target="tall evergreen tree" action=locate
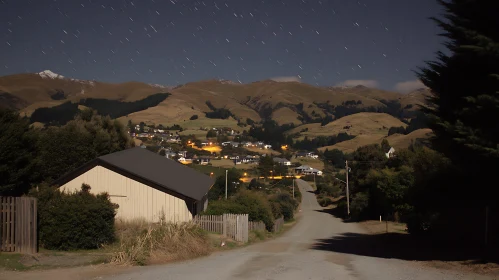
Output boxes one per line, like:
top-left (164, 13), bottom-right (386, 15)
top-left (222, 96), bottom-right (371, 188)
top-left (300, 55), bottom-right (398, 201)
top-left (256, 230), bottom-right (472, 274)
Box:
top-left (416, 0), bottom-right (499, 204)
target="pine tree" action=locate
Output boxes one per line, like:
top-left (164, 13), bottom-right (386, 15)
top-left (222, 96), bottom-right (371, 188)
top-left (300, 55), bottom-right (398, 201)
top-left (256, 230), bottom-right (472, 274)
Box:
top-left (416, 0), bottom-right (499, 203)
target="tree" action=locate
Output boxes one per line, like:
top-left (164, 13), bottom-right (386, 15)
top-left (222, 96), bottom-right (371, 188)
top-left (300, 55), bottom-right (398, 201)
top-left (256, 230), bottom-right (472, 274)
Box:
top-left (208, 168), bottom-right (242, 201)
top-left (0, 110), bottom-right (39, 196)
top-left (258, 155), bottom-right (275, 178)
top-left (159, 149), bottom-right (166, 156)
top-left (417, 0), bottom-right (499, 203)
top-left (381, 139), bottom-right (391, 153)
top-left (37, 114), bottom-right (135, 182)
top-left (189, 115), bottom-right (198, 120)
top-left (323, 149), bottom-right (346, 168)
top-left (206, 130), bottom-right (217, 138)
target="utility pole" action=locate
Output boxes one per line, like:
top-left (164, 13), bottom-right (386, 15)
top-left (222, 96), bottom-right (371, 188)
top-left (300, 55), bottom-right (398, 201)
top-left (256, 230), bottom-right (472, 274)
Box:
top-left (346, 160), bottom-right (350, 216)
top-left (225, 170), bottom-right (228, 200)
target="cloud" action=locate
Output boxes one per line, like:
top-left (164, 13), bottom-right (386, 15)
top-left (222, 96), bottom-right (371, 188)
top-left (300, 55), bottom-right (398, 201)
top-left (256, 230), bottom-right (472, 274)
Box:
top-left (336, 79), bottom-right (379, 88)
top-left (394, 79), bottom-right (427, 93)
top-left (270, 76), bottom-right (302, 82)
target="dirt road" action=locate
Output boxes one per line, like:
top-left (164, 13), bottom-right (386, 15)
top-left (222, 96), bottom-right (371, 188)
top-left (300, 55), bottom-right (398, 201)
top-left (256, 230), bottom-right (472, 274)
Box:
top-left (3, 179), bottom-right (494, 280)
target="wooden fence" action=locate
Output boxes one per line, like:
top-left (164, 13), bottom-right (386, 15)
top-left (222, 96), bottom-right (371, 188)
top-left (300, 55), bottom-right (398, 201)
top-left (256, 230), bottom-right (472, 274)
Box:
top-left (249, 220), bottom-right (266, 232)
top-left (194, 214), bottom-right (285, 242)
top-left (273, 217), bottom-right (284, 233)
top-left (0, 197), bottom-right (38, 254)
top-left (224, 214), bottom-right (248, 243)
top-left (194, 214), bottom-right (249, 243)
top-left (193, 215), bottom-right (224, 234)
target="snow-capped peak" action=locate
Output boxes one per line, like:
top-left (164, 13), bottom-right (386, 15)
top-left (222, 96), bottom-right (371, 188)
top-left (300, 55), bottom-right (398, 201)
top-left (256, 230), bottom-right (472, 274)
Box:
top-left (38, 70), bottom-right (64, 79)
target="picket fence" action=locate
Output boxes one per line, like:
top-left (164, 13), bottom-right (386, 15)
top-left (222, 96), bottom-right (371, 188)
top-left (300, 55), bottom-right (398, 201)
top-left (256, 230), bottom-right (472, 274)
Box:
top-left (194, 214), bottom-right (285, 243)
top-left (194, 214), bottom-right (249, 243)
top-left (273, 217), bottom-right (284, 233)
top-left (248, 220), bottom-right (266, 232)
top-left (0, 197), bottom-right (38, 254)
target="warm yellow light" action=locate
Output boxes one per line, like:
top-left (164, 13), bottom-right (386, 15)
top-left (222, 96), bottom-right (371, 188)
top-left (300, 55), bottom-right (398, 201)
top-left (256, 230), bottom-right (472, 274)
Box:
top-left (244, 173), bottom-right (247, 176)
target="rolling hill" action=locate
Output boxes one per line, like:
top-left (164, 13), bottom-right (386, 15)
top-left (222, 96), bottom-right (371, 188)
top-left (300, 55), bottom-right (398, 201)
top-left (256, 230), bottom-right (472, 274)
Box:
top-left (0, 71), bottom-right (429, 140)
top-left (288, 112), bottom-right (407, 139)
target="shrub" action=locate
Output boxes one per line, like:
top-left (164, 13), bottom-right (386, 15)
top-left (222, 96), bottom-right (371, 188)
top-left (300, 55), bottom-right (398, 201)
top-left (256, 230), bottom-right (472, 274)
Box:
top-left (111, 219), bottom-right (211, 266)
top-left (204, 190), bottom-right (274, 231)
top-left (32, 184), bottom-right (117, 250)
top-left (269, 193), bottom-right (298, 221)
top-left (189, 115), bottom-right (198, 120)
top-left (318, 197), bottom-right (333, 207)
top-left (317, 183), bottom-right (340, 197)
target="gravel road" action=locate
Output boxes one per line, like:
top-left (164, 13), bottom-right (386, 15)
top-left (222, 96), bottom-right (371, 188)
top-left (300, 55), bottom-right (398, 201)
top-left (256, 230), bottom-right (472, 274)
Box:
top-left (100, 179), bottom-right (494, 280)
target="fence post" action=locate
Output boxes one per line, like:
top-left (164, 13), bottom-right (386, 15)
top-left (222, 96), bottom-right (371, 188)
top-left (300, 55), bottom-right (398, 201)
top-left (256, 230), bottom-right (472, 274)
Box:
top-left (222, 214), bottom-right (227, 237)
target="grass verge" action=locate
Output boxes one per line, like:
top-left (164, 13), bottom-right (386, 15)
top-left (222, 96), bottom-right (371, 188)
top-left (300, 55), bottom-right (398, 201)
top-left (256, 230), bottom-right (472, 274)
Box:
top-left (111, 219), bottom-right (212, 266)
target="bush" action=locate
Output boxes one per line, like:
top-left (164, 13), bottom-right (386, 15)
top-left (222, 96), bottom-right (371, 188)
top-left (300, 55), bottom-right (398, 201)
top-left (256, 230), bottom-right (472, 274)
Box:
top-left (111, 220), bottom-right (210, 266)
top-left (190, 115), bottom-right (198, 120)
top-left (316, 183), bottom-right (340, 197)
top-left (32, 184), bottom-right (117, 250)
top-left (318, 197), bottom-right (333, 207)
top-left (203, 190), bottom-right (275, 231)
top-left (269, 193), bottom-right (298, 221)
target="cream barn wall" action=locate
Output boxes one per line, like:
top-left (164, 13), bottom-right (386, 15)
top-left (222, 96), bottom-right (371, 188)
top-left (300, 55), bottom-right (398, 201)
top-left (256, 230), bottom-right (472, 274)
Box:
top-left (60, 165), bottom-right (192, 223)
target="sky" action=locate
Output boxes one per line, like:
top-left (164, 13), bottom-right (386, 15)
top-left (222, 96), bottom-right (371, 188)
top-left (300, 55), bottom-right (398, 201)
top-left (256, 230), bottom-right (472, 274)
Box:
top-left (0, 0), bottom-right (444, 92)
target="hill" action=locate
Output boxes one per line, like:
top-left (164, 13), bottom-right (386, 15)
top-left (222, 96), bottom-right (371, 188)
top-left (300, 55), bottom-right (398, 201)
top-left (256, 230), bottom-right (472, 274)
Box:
top-left (0, 70), bottom-right (169, 113)
top-left (318, 128), bottom-right (433, 153)
top-left (288, 112), bottom-right (407, 140)
top-left (0, 71), bottom-right (426, 134)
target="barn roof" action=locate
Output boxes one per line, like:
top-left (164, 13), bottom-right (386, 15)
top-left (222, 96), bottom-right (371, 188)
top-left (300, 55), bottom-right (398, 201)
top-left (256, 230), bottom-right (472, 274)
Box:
top-left (52, 147), bottom-right (214, 201)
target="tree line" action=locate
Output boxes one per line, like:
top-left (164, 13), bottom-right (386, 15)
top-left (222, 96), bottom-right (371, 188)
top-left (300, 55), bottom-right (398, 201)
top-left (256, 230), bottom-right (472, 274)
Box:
top-left (30, 93), bottom-right (170, 125)
top-left (0, 109), bottom-right (134, 196)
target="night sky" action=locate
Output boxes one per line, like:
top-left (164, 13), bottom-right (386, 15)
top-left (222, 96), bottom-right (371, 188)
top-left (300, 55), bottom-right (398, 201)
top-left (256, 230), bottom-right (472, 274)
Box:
top-left (0, 0), bottom-right (443, 92)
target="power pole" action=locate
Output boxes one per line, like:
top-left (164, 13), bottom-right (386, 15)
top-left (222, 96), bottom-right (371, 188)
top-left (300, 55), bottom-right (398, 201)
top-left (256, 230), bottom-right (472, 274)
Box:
top-left (225, 170), bottom-right (228, 200)
top-left (346, 160), bottom-right (350, 216)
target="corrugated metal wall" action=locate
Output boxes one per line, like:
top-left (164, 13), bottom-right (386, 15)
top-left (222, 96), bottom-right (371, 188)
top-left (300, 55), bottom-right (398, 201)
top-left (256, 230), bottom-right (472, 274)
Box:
top-left (60, 166), bottom-right (192, 223)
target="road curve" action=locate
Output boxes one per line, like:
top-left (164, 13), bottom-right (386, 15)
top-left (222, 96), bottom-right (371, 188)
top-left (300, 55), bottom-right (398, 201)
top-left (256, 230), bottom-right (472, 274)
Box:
top-left (101, 179), bottom-right (492, 280)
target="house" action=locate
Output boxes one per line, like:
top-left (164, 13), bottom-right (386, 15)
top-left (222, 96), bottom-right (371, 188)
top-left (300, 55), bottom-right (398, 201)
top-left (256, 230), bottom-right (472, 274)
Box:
top-left (53, 147), bottom-right (214, 223)
top-left (178, 157), bottom-right (193, 164)
top-left (164, 151), bottom-right (177, 159)
top-left (178, 151), bottom-right (188, 158)
top-left (296, 151), bottom-right (318, 159)
top-left (198, 157), bottom-right (211, 165)
top-left (263, 144), bottom-right (272, 149)
top-left (385, 147), bottom-right (396, 159)
top-left (294, 165), bottom-right (323, 176)
top-left (273, 157), bottom-right (292, 166)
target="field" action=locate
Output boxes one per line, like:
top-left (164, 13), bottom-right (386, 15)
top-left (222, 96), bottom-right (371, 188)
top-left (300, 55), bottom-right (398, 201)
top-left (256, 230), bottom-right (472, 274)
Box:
top-left (288, 112), bottom-right (407, 140)
top-left (318, 128), bottom-right (433, 153)
top-left (210, 159), bottom-right (258, 170)
top-left (385, 128), bottom-right (433, 149)
top-left (244, 147), bottom-right (281, 155)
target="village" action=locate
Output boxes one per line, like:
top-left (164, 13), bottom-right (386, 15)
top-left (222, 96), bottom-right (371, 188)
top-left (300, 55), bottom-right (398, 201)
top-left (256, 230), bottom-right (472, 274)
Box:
top-left (128, 123), bottom-right (325, 179)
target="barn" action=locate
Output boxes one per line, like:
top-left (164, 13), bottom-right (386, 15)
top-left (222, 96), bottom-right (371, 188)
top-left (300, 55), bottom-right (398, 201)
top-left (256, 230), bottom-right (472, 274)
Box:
top-left (52, 147), bottom-right (214, 223)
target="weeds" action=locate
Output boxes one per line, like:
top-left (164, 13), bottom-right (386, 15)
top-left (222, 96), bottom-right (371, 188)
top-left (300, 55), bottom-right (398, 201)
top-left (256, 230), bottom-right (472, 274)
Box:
top-left (111, 219), bottom-right (212, 266)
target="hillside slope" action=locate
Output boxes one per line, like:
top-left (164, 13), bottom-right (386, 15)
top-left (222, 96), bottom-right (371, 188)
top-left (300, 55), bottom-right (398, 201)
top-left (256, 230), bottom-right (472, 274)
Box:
top-left (288, 112), bottom-right (407, 139)
top-left (0, 71), bottom-right (425, 128)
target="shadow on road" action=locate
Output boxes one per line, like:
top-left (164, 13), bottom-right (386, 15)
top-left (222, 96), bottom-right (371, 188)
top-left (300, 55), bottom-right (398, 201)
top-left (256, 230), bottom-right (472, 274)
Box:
top-left (311, 209), bottom-right (499, 264)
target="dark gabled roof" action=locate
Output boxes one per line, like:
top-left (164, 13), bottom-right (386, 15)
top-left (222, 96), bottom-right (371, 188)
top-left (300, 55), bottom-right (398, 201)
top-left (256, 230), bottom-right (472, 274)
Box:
top-left (53, 147), bottom-right (214, 201)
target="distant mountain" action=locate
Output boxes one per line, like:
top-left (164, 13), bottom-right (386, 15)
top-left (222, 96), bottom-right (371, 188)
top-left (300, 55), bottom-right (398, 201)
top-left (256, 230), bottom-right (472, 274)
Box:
top-left (0, 71), bottom-right (425, 127)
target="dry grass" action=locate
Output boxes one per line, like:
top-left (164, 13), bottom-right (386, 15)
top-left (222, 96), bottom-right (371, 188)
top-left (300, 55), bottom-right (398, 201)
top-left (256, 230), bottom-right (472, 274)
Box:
top-left (111, 219), bottom-right (212, 266)
top-left (318, 134), bottom-right (385, 153)
top-left (271, 107), bottom-right (302, 125)
top-left (385, 128), bottom-right (433, 149)
top-left (244, 146), bottom-right (281, 155)
top-left (210, 159), bottom-right (257, 169)
top-left (318, 128), bottom-right (433, 153)
top-left (289, 112), bottom-right (407, 139)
